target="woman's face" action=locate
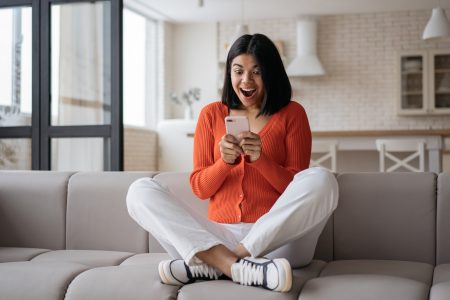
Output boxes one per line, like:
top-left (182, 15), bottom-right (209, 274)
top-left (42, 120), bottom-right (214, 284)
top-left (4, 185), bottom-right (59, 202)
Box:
top-left (230, 54), bottom-right (265, 109)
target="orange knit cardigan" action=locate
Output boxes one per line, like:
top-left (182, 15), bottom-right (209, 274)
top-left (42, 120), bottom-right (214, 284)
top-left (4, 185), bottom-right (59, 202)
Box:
top-left (190, 101), bottom-right (312, 223)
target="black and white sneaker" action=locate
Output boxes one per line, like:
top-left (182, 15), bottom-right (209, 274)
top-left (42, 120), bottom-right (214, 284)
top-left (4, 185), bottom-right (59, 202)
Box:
top-left (158, 259), bottom-right (222, 286)
top-left (230, 257), bottom-right (292, 292)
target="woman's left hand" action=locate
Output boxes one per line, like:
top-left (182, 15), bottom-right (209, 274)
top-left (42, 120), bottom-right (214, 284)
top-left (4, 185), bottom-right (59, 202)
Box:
top-left (239, 132), bottom-right (262, 162)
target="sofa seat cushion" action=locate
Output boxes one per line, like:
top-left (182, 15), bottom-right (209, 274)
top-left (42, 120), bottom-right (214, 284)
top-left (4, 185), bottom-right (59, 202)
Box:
top-left (320, 260), bottom-right (434, 285)
top-left (177, 260), bottom-right (326, 300)
top-left (0, 261), bottom-right (89, 300)
top-left (120, 253), bottom-right (170, 266)
top-left (430, 264), bottom-right (450, 300)
top-left (0, 247), bottom-right (50, 262)
top-left (64, 264), bottom-right (179, 300)
top-left (31, 250), bottom-right (134, 267)
top-left (430, 282), bottom-right (450, 300)
top-left (298, 274), bottom-right (429, 300)
top-left (433, 264), bottom-right (450, 285)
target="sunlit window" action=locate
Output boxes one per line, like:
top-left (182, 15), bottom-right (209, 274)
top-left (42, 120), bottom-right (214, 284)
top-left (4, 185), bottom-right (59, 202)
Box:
top-left (123, 8), bottom-right (158, 128)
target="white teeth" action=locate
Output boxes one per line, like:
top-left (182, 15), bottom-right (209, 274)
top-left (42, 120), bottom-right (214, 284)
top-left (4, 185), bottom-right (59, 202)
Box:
top-left (241, 88), bottom-right (255, 92)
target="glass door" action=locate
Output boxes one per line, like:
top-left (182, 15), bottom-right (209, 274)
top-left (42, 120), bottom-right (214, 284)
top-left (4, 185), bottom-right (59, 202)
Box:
top-left (398, 51), bottom-right (427, 115)
top-left (430, 50), bottom-right (450, 114)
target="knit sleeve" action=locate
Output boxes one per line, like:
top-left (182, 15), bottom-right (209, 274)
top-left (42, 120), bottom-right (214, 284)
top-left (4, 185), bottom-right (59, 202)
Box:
top-left (189, 105), bottom-right (236, 199)
top-left (247, 103), bottom-right (312, 193)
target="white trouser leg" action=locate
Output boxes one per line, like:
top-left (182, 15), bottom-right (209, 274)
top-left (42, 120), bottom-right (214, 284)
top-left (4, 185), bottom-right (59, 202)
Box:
top-left (241, 167), bottom-right (338, 266)
top-left (126, 178), bottom-right (240, 265)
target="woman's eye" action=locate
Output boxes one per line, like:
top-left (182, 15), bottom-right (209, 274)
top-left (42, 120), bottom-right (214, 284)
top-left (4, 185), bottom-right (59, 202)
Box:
top-left (233, 69), bottom-right (243, 75)
top-left (253, 69), bottom-right (261, 75)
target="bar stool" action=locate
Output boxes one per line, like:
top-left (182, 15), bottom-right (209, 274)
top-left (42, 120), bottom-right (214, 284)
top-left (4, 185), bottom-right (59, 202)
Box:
top-left (310, 140), bottom-right (338, 172)
top-left (375, 139), bottom-right (426, 172)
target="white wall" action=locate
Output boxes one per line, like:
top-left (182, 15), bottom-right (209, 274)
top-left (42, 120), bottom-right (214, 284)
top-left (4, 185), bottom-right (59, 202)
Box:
top-left (218, 10), bottom-right (450, 131)
top-left (168, 22), bottom-right (219, 119)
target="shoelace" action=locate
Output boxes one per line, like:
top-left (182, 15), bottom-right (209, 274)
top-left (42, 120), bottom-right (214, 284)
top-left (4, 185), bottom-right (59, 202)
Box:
top-left (239, 260), bottom-right (264, 286)
top-left (189, 264), bottom-right (220, 280)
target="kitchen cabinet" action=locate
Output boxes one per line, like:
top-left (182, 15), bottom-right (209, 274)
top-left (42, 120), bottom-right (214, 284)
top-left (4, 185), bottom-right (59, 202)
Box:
top-left (398, 50), bottom-right (450, 115)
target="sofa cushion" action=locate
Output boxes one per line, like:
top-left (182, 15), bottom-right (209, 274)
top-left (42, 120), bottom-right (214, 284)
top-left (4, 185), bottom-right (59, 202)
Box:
top-left (437, 173), bottom-right (450, 264)
top-left (120, 253), bottom-right (171, 266)
top-left (64, 264), bottom-right (179, 300)
top-left (177, 260), bottom-right (326, 300)
top-left (0, 247), bottom-right (50, 262)
top-left (320, 260), bottom-right (434, 285)
top-left (0, 171), bottom-right (73, 249)
top-left (430, 265), bottom-right (450, 300)
top-left (31, 250), bottom-right (134, 267)
top-left (313, 215), bottom-right (333, 262)
top-left (430, 282), bottom-right (450, 300)
top-left (66, 171), bottom-right (159, 253)
top-left (298, 274), bottom-right (429, 300)
top-left (433, 264), bottom-right (450, 285)
top-left (0, 261), bottom-right (89, 300)
top-left (335, 173), bottom-right (436, 264)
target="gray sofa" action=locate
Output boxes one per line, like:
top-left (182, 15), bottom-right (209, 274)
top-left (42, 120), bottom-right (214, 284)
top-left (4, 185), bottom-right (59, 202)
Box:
top-left (0, 170), bottom-right (449, 300)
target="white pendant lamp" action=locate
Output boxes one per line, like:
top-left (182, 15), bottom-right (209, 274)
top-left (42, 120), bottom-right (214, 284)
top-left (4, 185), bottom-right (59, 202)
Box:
top-left (422, 7), bottom-right (450, 40)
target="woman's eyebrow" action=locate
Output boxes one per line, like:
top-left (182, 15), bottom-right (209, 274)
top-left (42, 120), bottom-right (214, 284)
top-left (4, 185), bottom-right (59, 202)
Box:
top-left (232, 63), bottom-right (260, 69)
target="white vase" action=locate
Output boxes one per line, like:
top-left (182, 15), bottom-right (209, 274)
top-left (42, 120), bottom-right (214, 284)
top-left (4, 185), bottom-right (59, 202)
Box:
top-left (184, 106), bottom-right (194, 120)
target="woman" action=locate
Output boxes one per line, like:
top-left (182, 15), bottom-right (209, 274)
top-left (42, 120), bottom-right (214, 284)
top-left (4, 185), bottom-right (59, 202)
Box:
top-left (127, 34), bottom-right (338, 293)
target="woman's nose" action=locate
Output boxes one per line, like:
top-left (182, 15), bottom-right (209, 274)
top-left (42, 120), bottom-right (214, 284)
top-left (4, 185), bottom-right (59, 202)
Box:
top-left (242, 71), bottom-right (253, 82)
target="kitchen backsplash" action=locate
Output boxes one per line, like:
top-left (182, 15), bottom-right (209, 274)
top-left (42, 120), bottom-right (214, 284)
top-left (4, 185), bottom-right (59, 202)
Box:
top-left (219, 10), bottom-right (450, 131)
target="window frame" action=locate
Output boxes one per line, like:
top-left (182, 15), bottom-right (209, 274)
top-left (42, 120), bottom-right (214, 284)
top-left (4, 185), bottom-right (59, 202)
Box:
top-left (0, 0), bottom-right (123, 171)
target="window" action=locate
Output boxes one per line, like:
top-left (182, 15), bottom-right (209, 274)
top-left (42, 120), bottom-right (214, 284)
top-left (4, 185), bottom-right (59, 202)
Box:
top-left (0, 0), bottom-right (123, 171)
top-left (123, 7), bottom-right (158, 129)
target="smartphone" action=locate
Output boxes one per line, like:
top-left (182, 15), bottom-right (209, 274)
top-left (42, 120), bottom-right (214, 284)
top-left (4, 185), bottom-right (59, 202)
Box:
top-left (225, 116), bottom-right (249, 140)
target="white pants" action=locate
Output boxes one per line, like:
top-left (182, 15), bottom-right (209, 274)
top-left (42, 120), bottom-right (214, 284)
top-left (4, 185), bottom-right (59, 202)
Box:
top-left (126, 167), bottom-right (338, 268)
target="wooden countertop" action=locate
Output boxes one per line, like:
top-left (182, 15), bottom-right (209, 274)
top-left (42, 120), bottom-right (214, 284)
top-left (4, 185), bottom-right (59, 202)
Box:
top-left (312, 129), bottom-right (450, 137)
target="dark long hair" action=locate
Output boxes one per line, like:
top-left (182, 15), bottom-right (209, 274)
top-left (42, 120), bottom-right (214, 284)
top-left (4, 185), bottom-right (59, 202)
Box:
top-left (221, 34), bottom-right (292, 116)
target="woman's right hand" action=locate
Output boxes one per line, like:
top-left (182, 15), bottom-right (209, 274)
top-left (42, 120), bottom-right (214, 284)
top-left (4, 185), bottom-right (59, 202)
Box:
top-left (219, 134), bottom-right (243, 164)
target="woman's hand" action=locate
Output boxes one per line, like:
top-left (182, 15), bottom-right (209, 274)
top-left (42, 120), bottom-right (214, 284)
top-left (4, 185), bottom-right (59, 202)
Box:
top-left (239, 132), bottom-right (262, 162)
top-left (219, 134), bottom-right (243, 164)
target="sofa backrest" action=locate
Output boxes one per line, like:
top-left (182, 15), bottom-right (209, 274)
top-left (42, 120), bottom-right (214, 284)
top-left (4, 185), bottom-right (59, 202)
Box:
top-left (66, 171), bottom-right (159, 253)
top-left (437, 172), bottom-right (450, 264)
top-left (0, 171), bottom-right (73, 250)
top-left (334, 173), bottom-right (436, 265)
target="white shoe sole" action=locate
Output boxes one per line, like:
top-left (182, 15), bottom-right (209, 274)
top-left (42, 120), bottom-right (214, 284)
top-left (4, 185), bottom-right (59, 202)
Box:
top-left (158, 260), bottom-right (185, 286)
top-left (273, 258), bottom-right (292, 292)
top-left (158, 261), bottom-right (171, 285)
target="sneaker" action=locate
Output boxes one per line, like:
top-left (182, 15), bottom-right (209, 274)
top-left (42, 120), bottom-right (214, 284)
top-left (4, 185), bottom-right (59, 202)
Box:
top-left (158, 259), bottom-right (222, 286)
top-left (230, 257), bottom-right (292, 292)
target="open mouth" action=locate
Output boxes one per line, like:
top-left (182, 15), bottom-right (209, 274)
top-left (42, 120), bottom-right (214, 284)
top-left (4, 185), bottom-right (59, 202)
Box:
top-left (240, 88), bottom-right (256, 97)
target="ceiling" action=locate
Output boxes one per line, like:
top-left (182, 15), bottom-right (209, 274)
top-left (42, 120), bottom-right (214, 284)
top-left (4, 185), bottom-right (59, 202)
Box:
top-left (126, 0), bottom-right (450, 23)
